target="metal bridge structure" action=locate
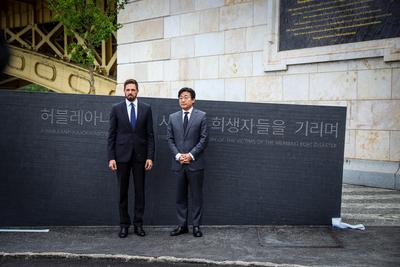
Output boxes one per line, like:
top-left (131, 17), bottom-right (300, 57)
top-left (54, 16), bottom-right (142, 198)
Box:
top-left (1, 0), bottom-right (117, 95)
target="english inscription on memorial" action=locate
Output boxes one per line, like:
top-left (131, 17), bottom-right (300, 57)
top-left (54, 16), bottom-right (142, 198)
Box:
top-left (279, 0), bottom-right (400, 51)
top-left (0, 91), bottom-right (346, 226)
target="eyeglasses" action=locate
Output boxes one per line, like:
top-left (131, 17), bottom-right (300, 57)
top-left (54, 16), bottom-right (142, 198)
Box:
top-left (179, 96), bottom-right (191, 101)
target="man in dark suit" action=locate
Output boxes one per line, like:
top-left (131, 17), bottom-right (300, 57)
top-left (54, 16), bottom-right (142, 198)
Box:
top-left (107, 79), bottom-right (155, 238)
top-left (167, 87), bottom-right (208, 237)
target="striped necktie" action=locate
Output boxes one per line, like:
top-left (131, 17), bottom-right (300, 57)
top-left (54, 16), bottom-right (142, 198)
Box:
top-left (183, 112), bottom-right (189, 131)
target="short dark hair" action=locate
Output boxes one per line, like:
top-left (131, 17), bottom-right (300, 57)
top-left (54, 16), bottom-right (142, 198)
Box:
top-left (178, 87), bottom-right (195, 99)
top-left (124, 79), bottom-right (139, 90)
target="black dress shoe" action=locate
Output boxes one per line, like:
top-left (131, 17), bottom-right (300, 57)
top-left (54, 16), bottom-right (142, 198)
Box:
top-left (134, 225), bottom-right (146, 237)
top-left (170, 226), bottom-right (188, 236)
top-left (193, 226), bottom-right (202, 237)
top-left (118, 227), bottom-right (129, 238)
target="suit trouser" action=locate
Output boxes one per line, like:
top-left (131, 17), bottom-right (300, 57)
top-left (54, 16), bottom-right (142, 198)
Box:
top-left (116, 158), bottom-right (145, 227)
top-left (174, 167), bottom-right (204, 227)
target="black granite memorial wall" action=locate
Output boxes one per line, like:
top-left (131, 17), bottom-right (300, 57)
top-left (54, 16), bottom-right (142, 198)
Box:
top-left (280, 0), bottom-right (400, 51)
top-left (0, 91), bottom-right (346, 226)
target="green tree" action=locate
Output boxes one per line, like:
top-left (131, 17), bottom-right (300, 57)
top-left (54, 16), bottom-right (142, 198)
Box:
top-left (48, 0), bottom-right (126, 94)
top-left (19, 84), bottom-right (50, 93)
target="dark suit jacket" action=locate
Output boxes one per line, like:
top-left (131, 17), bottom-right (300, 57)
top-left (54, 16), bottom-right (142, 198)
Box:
top-left (167, 108), bottom-right (208, 171)
top-left (107, 100), bottom-right (155, 163)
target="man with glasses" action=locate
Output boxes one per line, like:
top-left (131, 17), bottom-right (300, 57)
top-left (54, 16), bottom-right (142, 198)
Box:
top-left (167, 87), bottom-right (208, 237)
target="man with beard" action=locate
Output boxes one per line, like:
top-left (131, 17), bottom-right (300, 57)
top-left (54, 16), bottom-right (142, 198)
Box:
top-left (107, 79), bottom-right (155, 238)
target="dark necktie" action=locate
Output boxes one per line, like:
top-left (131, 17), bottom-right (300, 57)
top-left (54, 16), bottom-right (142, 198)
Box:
top-left (130, 103), bottom-right (136, 129)
top-left (183, 112), bottom-right (189, 132)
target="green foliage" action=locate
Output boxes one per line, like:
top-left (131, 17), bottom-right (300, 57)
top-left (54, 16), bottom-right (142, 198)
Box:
top-left (68, 43), bottom-right (94, 66)
top-left (48, 0), bottom-right (126, 68)
top-left (19, 84), bottom-right (50, 93)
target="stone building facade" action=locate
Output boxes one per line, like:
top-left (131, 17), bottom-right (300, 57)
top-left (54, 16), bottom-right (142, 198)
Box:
top-left (117, 0), bottom-right (400, 189)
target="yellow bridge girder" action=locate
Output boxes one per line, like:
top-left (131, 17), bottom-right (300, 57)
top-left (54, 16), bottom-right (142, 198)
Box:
top-left (4, 45), bottom-right (116, 95)
top-left (2, 9), bottom-right (118, 94)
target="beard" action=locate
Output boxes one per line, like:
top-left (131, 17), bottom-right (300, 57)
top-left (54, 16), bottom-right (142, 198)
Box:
top-left (126, 94), bottom-right (135, 101)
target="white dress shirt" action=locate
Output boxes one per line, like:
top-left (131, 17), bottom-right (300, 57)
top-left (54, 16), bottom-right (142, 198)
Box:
top-left (125, 98), bottom-right (138, 122)
top-left (175, 107), bottom-right (195, 161)
top-left (181, 107), bottom-right (193, 121)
